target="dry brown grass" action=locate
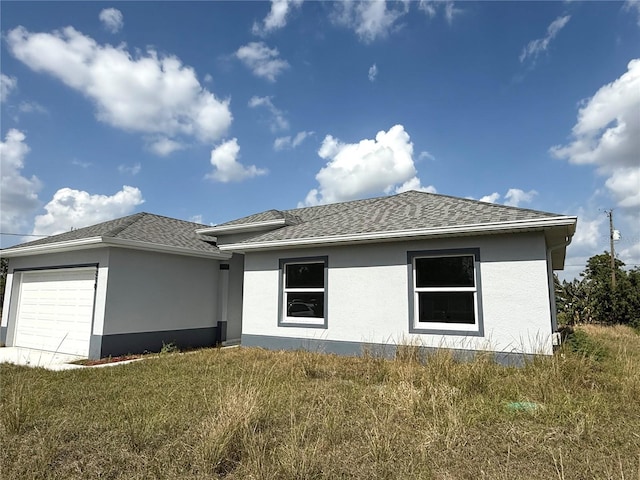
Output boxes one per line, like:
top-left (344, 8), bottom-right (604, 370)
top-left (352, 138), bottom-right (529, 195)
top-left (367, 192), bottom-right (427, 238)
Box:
top-left (1, 325), bottom-right (639, 479)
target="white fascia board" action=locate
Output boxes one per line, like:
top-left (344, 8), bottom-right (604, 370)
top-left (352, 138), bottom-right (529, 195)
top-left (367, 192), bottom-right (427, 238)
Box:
top-left (196, 218), bottom-right (287, 235)
top-left (219, 216), bottom-right (578, 252)
top-left (1, 236), bottom-right (231, 260)
top-left (1, 237), bottom-right (105, 258)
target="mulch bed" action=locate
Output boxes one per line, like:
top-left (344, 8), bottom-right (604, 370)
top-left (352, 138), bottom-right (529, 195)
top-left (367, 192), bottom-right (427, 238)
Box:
top-left (73, 354), bottom-right (144, 366)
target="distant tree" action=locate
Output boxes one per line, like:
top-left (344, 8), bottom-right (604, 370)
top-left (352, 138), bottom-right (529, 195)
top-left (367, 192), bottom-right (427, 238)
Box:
top-left (556, 252), bottom-right (640, 327)
top-left (627, 268), bottom-right (640, 329)
top-left (555, 275), bottom-right (589, 325)
top-left (581, 253), bottom-right (623, 324)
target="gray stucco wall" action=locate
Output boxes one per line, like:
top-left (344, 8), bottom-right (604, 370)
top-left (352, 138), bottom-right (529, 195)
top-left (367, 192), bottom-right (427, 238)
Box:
top-left (226, 253), bottom-right (244, 341)
top-left (241, 232), bottom-right (557, 356)
top-left (103, 248), bottom-right (219, 335)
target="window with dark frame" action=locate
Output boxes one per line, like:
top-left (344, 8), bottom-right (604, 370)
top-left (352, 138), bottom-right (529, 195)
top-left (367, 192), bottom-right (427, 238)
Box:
top-left (413, 254), bottom-right (477, 325)
top-left (280, 259), bottom-right (327, 326)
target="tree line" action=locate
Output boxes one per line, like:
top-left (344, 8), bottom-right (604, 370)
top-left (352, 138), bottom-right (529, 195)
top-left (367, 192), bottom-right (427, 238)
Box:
top-left (555, 253), bottom-right (640, 329)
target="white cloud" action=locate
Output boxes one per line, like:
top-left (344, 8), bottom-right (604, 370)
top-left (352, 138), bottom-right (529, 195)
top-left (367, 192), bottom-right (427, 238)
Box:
top-left (331, 0), bottom-right (409, 43)
top-left (418, 1), bottom-right (462, 24)
top-left (475, 189), bottom-right (537, 206)
top-left (189, 214), bottom-right (204, 224)
top-left (118, 163), bottom-right (141, 175)
top-left (99, 8), bottom-right (124, 33)
top-left (0, 129), bottom-right (42, 239)
top-left (32, 185), bottom-right (143, 236)
top-left (301, 124), bottom-right (434, 206)
top-left (18, 100), bottom-right (47, 114)
top-left (619, 237), bottom-right (640, 270)
top-left (274, 130), bottom-right (313, 150)
top-left (252, 0), bottom-right (303, 35)
top-left (504, 188), bottom-right (538, 207)
top-left (418, 150), bottom-right (435, 161)
top-left (479, 192), bottom-right (500, 203)
top-left (235, 42), bottom-right (289, 82)
top-left (605, 168), bottom-right (640, 208)
top-left (624, 0), bottom-right (640, 26)
top-left (559, 210), bottom-right (607, 281)
top-left (1, 74), bottom-right (17, 102)
top-left (394, 177), bottom-right (436, 195)
top-left (147, 136), bottom-right (184, 156)
top-left (572, 211), bottom-right (606, 253)
top-left (206, 138), bottom-right (267, 182)
top-left (71, 159), bottom-right (91, 168)
top-left (248, 95), bottom-right (289, 132)
top-left (443, 1), bottom-right (462, 25)
top-left (418, 0), bottom-right (437, 18)
top-left (519, 15), bottom-right (571, 64)
top-left (550, 59), bottom-right (640, 210)
top-left (368, 63), bottom-right (378, 82)
top-left (7, 26), bottom-right (232, 151)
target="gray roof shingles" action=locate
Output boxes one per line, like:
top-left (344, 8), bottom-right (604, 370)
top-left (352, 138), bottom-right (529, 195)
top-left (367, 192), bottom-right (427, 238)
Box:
top-left (216, 209), bottom-right (302, 227)
top-left (224, 191), bottom-right (563, 245)
top-left (3, 191), bottom-right (568, 254)
top-left (3, 212), bottom-right (220, 254)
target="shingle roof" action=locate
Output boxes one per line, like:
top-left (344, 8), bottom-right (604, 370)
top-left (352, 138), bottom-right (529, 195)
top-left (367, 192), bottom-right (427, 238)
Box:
top-left (221, 190), bottom-right (566, 245)
top-left (3, 212), bottom-right (220, 254)
top-left (216, 209), bottom-right (302, 227)
top-left (3, 191), bottom-right (573, 256)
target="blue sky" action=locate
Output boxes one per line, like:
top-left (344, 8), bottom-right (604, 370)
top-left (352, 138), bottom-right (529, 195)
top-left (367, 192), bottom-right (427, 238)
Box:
top-left (1, 0), bottom-right (639, 279)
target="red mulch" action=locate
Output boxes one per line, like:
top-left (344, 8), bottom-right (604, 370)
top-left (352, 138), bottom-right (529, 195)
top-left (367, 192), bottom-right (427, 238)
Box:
top-left (75, 354), bottom-right (143, 366)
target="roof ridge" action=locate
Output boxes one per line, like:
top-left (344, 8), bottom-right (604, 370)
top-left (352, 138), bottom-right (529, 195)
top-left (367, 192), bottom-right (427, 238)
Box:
top-left (283, 195), bottom-right (384, 221)
top-left (106, 212), bottom-right (148, 238)
top-left (135, 211), bottom-right (209, 226)
top-left (399, 190), bottom-right (561, 216)
top-left (273, 194), bottom-right (393, 234)
top-left (281, 210), bottom-right (303, 225)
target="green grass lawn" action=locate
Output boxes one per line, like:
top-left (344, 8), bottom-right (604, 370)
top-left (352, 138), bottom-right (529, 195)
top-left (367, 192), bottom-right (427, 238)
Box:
top-left (2, 325), bottom-right (639, 479)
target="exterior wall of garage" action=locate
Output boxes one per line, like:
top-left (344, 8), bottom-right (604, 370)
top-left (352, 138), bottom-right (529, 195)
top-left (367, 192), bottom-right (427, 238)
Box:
top-left (1, 247), bottom-right (229, 359)
top-left (1, 248), bottom-right (110, 355)
top-left (240, 232), bottom-right (556, 362)
top-left (95, 248), bottom-right (221, 358)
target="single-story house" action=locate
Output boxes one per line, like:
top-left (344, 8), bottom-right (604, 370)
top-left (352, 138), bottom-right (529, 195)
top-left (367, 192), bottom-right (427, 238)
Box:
top-left (1, 190), bottom-right (577, 363)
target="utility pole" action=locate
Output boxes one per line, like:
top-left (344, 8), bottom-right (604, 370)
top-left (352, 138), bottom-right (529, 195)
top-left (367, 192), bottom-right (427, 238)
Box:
top-left (607, 209), bottom-right (616, 290)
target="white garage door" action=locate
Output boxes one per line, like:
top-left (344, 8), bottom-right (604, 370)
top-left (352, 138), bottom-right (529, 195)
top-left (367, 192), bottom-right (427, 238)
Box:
top-left (14, 268), bottom-right (96, 356)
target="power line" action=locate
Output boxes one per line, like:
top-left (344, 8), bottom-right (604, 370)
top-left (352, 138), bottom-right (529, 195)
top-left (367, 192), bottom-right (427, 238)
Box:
top-left (0, 232), bottom-right (47, 237)
top-left (564, 264), bottom-right (640, 267)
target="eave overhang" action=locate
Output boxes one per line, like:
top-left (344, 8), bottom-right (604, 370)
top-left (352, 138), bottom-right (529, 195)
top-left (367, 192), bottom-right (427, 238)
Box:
top-left (1, 236), bottom-right (231, 260)
top-left (219, 216), bottom-right (578, 254)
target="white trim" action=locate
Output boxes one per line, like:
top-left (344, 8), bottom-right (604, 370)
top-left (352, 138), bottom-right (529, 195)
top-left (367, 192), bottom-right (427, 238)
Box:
top-left (220, 216), bottom-right (578, 252)
top-left (412, 254), bottom-right (478, 330)
top-left (1, 236), bottom-right (231, 260)
top-left (280, 257), bottom-right (327, 328)
top-left (196, 218), bottom-right (289, 235)
top-left (1, 237), bottom-right (104, 257)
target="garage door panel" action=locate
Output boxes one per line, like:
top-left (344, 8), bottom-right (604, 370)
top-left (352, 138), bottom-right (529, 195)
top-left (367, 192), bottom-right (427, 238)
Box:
top-left (15, 268), bottom-right (96, 356)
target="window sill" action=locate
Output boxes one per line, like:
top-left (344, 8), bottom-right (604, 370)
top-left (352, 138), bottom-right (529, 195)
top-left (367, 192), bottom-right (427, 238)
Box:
top-left (410, 322), bottom-right (483, 337)
top-left (279, 318), bottom-right (327, 329)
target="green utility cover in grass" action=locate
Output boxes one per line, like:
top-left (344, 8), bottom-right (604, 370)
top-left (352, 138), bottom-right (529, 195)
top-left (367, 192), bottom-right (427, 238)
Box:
top-left (506, 402), bottom-right (540, 411)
